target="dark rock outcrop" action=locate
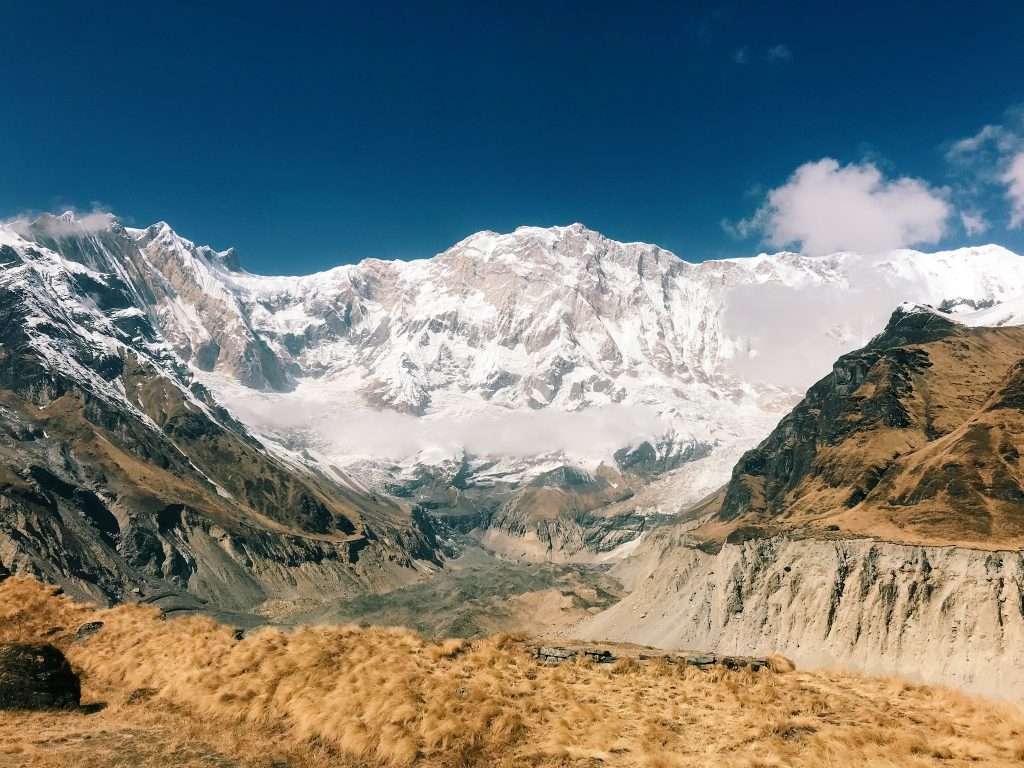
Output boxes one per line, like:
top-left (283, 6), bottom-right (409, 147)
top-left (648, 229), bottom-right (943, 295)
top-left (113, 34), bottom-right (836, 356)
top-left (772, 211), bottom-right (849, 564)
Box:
top-left (74, 622), bottom-right (104, 642)
top-left (0, 643), bottom-right (81, 710)
top-left (531, 643), bottom-right (774, 672)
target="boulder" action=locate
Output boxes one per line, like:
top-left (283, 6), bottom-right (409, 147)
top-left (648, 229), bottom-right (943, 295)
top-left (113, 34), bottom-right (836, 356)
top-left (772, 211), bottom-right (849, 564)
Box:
top-left (533, 646), bottom-right (578, 664)
top-left (0, 643), bottom-right (81, 709)
top-left (74, 621), bottom-right (104, 642)
top-left (532, 646), bottom-right (619, 665)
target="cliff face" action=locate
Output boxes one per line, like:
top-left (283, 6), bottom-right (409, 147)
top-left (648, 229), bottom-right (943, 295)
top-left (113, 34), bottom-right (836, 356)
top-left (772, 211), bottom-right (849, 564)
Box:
top-left (576, 533), bottom-right (1024, 698)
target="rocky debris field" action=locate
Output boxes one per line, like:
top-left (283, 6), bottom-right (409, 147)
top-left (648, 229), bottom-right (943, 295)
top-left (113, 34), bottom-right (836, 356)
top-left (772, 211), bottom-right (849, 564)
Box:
top-left (529, 643), bottom-right (784, 673)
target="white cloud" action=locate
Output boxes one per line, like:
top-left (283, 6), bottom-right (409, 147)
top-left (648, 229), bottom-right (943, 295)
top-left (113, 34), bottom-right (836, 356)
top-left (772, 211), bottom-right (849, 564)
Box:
top-left (945, 109), bottom-right (1024, 229)
top-left (5, 209), bottom-right (117, 238)
top-left (947, 119), bottom-right (1022, 162)
top-left (721, 254), bottom-right (921, 387)
top-left (737, 158), bottom-right (951, 256)
top-left (220, 385), bottom-right (667, 466)
top-left (960, 210), bottom-right (990, 236)
top-left (733, 47), bottom-right (749, 64)
top-left (1002, 152), bottom-right (1024, 228)
top-left (947, 124), bottom-right (1018, 160)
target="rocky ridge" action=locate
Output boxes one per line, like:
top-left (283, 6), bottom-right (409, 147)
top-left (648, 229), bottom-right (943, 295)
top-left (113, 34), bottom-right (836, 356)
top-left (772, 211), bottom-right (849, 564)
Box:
top-left (708, 303), bottom-right (1024, 548)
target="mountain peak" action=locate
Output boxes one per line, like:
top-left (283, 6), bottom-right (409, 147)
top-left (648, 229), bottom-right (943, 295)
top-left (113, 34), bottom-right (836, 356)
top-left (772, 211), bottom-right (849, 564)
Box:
top-left (511, 222), bottom-right (604, 241)
top-left (145, 221), bottom-right (175, 237)
top-left (22, 210), bottom-right (120, 238)
top-left (866, 302), bottom-right (961, 350)
top-left (444, 223), bottom-right (655, 270)
top-left (139, 221), bottom-right (207, 254)
top-left (198, 245), bottom-right (242, 272)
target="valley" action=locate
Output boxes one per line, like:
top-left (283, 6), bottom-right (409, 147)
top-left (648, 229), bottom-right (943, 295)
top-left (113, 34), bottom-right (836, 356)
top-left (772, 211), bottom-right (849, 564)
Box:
top-left (286, 544), bottom-right (623, 640)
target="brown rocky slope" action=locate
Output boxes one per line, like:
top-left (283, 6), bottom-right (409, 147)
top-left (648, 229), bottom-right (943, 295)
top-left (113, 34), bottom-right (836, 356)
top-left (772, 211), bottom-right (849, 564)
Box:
top-left (708, 304), bottom-right (1024, 549)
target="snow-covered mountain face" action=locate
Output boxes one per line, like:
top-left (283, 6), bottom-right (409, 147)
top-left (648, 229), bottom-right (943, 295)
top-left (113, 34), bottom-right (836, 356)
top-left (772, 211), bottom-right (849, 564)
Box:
top-left (0, 212), bottom-right (442, 605)
top-left (7, 213), bottom-right (1024, 531)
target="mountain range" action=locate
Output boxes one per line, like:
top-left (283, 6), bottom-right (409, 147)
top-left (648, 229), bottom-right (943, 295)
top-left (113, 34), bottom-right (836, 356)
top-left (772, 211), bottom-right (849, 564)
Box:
top-left (2, 211), bottom-right (1024, 653)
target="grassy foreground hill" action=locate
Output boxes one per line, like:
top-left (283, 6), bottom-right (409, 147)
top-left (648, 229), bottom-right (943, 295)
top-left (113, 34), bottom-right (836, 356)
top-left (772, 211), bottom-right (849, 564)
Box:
top-left (2, 577), bottom-right (1024, 767)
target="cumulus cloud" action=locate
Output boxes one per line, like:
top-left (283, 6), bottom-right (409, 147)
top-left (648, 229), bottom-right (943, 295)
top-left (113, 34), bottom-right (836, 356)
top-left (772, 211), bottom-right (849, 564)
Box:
top-left (5, 209), bottom-right (117, 238)
top-left (1002, 152), bottom-right (1024, 228)
top-left (765, 44), bottom-right (792, 62)
top-left (735, 158), bottom-right (951, 256)
top-left (960, 210), bottom-right (990, 236)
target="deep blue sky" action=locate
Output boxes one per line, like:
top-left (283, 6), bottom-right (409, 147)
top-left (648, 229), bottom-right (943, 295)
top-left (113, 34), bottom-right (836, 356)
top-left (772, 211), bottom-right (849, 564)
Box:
top-left (2, 1), bottom-right (1023, 273)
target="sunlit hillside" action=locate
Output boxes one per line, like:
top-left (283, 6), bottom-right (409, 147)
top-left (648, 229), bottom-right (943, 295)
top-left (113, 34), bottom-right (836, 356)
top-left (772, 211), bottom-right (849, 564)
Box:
top-left (2, 577), bottom-right (1023, 768)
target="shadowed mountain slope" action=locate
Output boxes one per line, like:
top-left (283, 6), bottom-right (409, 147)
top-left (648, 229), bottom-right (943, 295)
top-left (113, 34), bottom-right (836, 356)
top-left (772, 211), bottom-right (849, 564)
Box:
top-left (703, 305), bottom-right (1024, 549)
top-left (0, 224), bottom-right (440, 609)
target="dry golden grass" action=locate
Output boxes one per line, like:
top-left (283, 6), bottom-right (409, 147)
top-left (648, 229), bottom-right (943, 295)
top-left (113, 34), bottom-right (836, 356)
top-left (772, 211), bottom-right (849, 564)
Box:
top-left (2, 577), bottom-right (1024, 767)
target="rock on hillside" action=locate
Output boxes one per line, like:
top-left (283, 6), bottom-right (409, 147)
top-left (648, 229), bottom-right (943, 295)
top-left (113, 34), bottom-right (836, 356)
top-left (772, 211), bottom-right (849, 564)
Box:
top-left (0, 643), bottom-right (80, 710)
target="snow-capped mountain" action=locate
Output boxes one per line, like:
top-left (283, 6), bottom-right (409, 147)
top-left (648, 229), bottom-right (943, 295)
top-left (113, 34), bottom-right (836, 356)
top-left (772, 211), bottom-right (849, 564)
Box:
top-left (6, 211), bottom-right (1024, 560)
top-left (0, 214), bottom-right (441, 605)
